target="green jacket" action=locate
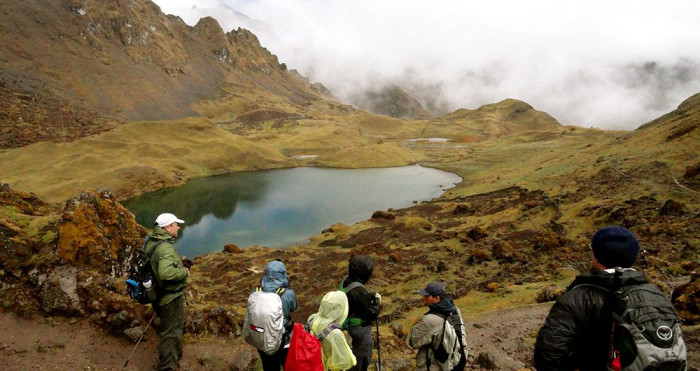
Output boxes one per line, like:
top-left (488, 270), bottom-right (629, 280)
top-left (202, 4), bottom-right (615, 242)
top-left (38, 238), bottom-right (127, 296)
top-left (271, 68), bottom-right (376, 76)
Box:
top-left (145, 226), bottom-right (188, 306)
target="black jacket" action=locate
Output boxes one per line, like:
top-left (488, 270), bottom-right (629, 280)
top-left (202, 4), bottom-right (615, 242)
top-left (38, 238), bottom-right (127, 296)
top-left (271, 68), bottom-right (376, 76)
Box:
top-left (534, 269), bottom-right (651, 371)
top-left (342, 255), bottom-right (380, 326)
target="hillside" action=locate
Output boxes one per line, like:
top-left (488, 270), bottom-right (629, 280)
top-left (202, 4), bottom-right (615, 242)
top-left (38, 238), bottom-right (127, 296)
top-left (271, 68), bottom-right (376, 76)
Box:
top-left (0, 0), bottom-right (320, 148)
top-left (0, 0), bottom-right (698, 370)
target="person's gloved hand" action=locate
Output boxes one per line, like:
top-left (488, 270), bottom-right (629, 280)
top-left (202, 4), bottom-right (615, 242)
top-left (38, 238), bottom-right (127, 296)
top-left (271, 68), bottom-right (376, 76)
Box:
top-left (375, 292), bottom-right (381, 305)
top-left (182, 258), bottom-right (194, 269)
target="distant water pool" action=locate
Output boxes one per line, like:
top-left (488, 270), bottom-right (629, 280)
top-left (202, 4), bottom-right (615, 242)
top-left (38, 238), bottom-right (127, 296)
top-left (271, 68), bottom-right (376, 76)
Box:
top-left (123, 165), bottom-right (461, 257)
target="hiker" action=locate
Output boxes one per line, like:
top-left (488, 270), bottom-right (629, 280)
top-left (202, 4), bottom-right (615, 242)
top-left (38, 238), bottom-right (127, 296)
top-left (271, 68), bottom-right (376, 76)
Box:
top-left (340, 255), bottom-right (381, 371)
top-left (257, 260), bottom-right (299, 371)
top-left (308, 291), bottom-right (357, 371)
top-left (408, 282), bottom-right (467, 371)
top-left (534, 226), bottom-right (687, 370)
top-left (147, 213), bottom-right (190, 371)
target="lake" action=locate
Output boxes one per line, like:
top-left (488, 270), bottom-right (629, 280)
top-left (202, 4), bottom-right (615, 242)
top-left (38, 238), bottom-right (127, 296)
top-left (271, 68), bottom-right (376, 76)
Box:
top-left (123, 165), bottom-right (462, 257)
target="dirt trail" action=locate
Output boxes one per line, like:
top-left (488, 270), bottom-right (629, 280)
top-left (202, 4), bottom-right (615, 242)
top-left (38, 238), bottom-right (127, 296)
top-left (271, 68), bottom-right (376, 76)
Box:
top-left (2, 303), bottom-right (696, 370)
top-left (1, 305), bottom-right (550, 371)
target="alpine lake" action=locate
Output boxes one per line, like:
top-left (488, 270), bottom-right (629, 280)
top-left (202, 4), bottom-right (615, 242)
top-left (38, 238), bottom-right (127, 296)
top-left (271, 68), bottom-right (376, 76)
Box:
top-left (123, 165), bottom-right (462, 257)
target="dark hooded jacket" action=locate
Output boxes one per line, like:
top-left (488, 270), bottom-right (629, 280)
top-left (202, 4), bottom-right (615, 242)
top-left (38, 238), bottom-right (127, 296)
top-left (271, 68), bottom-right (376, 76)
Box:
top-left (534, 269), bottom-right (654, 371)
top-left (341, 255), bottom-right (380, 325)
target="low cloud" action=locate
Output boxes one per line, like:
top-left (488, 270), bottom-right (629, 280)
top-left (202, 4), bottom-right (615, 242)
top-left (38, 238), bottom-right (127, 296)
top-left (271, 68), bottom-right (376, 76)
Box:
top-left (154, 0), bottom-right (700, 129)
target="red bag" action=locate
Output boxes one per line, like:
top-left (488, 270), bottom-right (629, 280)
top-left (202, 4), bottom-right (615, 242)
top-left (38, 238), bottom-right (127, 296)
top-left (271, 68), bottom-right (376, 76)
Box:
top-left (285, 322), bottom-right (324, 371)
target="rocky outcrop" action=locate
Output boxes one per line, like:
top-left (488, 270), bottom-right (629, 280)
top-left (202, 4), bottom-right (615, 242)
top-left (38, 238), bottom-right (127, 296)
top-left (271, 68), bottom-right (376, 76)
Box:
top-left (58, 189), bottom-right (145, 277)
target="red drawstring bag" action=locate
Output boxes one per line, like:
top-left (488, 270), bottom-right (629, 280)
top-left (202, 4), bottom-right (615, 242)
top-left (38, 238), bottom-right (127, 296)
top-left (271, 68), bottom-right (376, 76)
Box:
top-left (285, 322), bottom-right (324, 371)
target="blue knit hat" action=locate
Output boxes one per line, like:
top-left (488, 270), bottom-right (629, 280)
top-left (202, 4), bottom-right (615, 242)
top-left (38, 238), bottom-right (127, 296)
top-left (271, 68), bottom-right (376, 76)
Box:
top-left (591, 226), bottom-right (640, 268)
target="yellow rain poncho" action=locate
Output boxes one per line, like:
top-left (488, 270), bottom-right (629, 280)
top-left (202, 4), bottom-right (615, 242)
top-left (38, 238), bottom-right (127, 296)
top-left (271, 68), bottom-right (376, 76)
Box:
top-left (308, 291), bottom-right (357, 371)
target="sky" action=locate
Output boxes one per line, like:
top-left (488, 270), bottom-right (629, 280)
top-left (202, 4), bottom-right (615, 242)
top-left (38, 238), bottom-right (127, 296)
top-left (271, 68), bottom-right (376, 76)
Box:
top-left (153, 0), bottom-right (700, 130)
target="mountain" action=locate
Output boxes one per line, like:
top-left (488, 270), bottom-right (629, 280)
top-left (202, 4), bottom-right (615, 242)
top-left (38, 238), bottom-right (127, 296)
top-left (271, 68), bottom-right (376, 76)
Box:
top-left (0, 0), bottom-right (321, 148)
top-left (350, 84), bottom-right (434, 119)
top-left (0, 0), bottom-right (698, 368)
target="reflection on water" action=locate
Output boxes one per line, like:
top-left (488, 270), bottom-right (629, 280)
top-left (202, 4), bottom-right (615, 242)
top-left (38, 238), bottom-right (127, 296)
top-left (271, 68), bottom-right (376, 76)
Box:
top-left (123, 165), bottom-right (461, 256)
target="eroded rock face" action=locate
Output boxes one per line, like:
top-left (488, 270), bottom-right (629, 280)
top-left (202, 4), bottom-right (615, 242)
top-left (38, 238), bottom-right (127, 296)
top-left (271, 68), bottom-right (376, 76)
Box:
top-left (58, 189), bottom-right (145, 277)
top-left (39, 266), bottom-right (81, 315)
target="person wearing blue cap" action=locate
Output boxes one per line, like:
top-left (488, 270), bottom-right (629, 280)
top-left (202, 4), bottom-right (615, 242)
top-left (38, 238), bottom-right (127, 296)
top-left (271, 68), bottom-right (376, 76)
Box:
top-left (408, 281), bottom-right (467, 371)
top-left (534, 226), bottom-right (686, 370)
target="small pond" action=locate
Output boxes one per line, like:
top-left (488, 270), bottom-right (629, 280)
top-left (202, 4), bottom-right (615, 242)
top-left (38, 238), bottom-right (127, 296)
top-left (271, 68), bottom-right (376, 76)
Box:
top-left (123, 165), bottom-right (462, 257)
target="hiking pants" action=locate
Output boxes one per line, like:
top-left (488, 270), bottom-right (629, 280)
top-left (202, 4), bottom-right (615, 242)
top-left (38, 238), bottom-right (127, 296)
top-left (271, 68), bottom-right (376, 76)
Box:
top-left (348, 324), bottom-right (373, 371)
top-left (258, 346), bottom-right (289, 371)
top-left (155, 295), bottom-right (184, 371)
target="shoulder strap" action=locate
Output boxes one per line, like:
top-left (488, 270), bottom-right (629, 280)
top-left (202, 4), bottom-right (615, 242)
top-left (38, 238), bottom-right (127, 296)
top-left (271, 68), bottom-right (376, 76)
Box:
top-left (144, 239), bottom-right (166, 259)
top-left (317, 324), bottom-right (340, 342)
top-left (343, 281), bottom-right (363, 293)
top-left (254, 286), bottom-right (286, 295)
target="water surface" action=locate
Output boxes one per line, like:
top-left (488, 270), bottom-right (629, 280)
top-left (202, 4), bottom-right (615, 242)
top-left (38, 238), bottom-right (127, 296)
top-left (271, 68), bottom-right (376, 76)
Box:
top-left (123, 165), bottom-right (461, 256)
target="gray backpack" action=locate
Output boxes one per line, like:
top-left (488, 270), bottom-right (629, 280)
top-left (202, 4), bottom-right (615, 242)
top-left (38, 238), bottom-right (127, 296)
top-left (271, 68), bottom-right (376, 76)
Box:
top-left (243, 287), bottom-right (286, 355)
top-left (600, 269), bottom-right (687, 370)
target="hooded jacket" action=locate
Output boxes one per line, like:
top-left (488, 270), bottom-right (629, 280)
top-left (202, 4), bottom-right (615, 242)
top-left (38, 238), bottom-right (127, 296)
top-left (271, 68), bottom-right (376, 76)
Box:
top-left (534, 269), bottom-right (654, 371)
top-left (145, 226), bottom-right (188, 306)
top-left (260, 261), bottom-right (298, 337)
top-left (341, 255), bottom-right (380, 326)
top-left (308, 291), bottom-right (357, 371)
top-left (408, 297), bottom-right (464, 371)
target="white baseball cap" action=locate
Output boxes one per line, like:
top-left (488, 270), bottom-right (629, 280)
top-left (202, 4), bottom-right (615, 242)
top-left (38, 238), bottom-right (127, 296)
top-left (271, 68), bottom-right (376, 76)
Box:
top-left (155, 213), bottom-right (185, 228)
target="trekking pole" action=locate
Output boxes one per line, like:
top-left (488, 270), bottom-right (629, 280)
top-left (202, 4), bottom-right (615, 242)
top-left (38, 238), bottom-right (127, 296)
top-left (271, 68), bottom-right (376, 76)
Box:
top-left (185, 295), bottom-right (205, 365)
top-left (124, 311), bottom-right (157, 368)
top-left (375, 318), bottom-right (382, 371)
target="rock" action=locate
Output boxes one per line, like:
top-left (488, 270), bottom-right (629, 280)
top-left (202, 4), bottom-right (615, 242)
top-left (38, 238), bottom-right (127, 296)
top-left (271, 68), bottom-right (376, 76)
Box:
top-left (659, 199), bottom-right (685, 216)
top-left (466, 227), bottom-right (487, 241)
top-left (672, 273), bottom-right (699, 325)
top-left (453, 204), bottom-right (475, 216)
top-left (223, 244), bottom-right (242, 253)
top-left (536, 285), bottom-right (564, 303)
top-left (371, 210), bottom-right (396, 220)
top-left (58, 189), bottom-right (145, 276)
top-left (124, 326), bottom-right (146, 342)
top-left (474, 352), bottom-right (497, 369)
top-left (39, 266), bottom-right (81, 315)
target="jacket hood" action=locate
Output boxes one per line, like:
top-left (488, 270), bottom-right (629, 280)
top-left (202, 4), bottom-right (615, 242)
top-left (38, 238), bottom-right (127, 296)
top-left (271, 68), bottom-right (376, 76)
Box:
top-left (309, 291), bottom-right (348, 336)
top-left (261, 260), bottom-right (290, 291)
top-left (429, 296), bottom-right (458, 315)
top-left (348, 255), bottom-right (374, 284)
top-left (567, 268), bottom-right (648, 291)
top-left (147, 226), bottom-right (174, 242)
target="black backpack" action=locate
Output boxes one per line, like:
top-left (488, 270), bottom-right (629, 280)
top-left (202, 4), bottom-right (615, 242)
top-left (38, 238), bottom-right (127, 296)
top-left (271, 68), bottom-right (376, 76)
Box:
top-left (125, 238), bottom-right (165, 304)
top-left (606, 268), bottom-right (687, 371)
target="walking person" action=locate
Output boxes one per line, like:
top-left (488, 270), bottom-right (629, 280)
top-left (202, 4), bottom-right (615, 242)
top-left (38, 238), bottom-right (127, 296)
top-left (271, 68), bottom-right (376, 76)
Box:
top-left (534, 226), bottom-right (687, 370)
top-left (308, 291), bottom-right (357, 371)
top-left (340, 255), bottom-right (381, 371)
top-left (147, 213), bottom-right (190, 371)
top-left (257, 260), bottom-right (298, 371)
top-left (408, 282), bottom-right (467, 371)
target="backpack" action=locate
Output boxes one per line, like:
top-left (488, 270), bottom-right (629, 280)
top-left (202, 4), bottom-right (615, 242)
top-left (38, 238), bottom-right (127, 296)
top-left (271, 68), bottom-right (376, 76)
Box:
top-left (285, 321), bottom-right (340, 371)
top-left (338, 279), bottom-right (364, 329)
top-left (430, 311), bottom-right (467, 371)
top-left (606, 269), bottom-right (687, 371)
top-left (243, 287), bottom-right (286, 355)
top-left (125, 238), bottom-right (165, 304)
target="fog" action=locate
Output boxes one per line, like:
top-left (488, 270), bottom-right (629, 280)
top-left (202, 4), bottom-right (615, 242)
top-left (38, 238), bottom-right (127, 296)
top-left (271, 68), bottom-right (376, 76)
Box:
top-left (153, 0), bottom-right (700, 130)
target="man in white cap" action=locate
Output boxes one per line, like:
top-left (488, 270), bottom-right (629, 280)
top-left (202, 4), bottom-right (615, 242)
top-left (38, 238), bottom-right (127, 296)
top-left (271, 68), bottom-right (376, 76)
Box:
top-left (146, 213), bottom-right (190, 370)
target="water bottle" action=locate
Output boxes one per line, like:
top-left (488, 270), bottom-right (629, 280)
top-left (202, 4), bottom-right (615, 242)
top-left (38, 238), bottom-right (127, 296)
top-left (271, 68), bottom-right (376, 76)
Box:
top-left (143, 277), bottom-right (158, 302)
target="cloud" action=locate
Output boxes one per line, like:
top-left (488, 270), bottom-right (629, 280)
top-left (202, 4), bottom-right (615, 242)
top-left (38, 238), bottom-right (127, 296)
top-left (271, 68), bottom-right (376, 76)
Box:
top-left (153, 0), bottom-right (700, 129)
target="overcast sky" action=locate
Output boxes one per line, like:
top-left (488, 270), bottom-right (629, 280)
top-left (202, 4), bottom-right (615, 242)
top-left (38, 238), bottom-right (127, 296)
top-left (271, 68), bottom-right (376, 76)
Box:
top-left (153, 0), bottom-right (700, 130)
